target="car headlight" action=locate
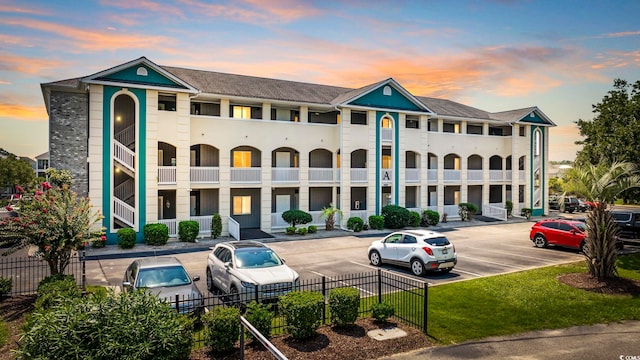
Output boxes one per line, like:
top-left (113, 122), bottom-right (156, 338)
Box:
top-left (241, 281), bottom-right (256, 289)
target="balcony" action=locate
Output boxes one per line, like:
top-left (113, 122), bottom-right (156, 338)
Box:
top-left (443, 169), bottom-right (461, 182)
top-left (350, 168), bottom-right (368, 183)
top-left (405, 168), bottom-right (420, 183)
top-left (467, 170), bottom-right (483, 182)
top-left (272, 167), bottom-right (299, 183)
top-left (490, 170), bottom-right (504, 182)
top-left (190, 167), bottom-right (219, 183)
top-left (231, 168), bottom-right (261, 183)
top-left (381, 128), bottom-right (393, 142)
top-left (158, 166), bottom-right (176, 185)
top-left (427, 169), bottom-right (437, 182)
top-left (309, 168), bottom-right (334, 183)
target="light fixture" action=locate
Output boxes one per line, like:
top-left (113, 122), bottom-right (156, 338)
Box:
top-left (165, 200), bottom-right (170, 208)
top-left (116, 115), bottom-right (122, 122)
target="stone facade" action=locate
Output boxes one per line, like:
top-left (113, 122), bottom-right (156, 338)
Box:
top-left (49, 90), bottom-right (89, 197)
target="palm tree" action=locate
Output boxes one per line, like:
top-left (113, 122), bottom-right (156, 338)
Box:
top-left (320, 204), bottom-right (342, 231)
top-left (563, 162), bottom-right (640, 281)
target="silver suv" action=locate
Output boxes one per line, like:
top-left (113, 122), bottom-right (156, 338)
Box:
top-left (368, 229), bottom-right (457, 276)
top-left (206, 241), bottom-right (299, 303)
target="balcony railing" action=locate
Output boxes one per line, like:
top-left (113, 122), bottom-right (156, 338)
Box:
top-left (114, 140), bottom-right (135, 171)
top-left (114, 198), bottom-right (135, 227)
top-left (405, 168), bottom-right (420, 183)
top-left (190, 215), bottom-right (213, 235)
top-left (381, 128), bottom-right (393, 142)
top-left (309, 168), bottom-right (334, 182)
top-left (190, 167), bottom-right (219, 183)
top-left (350, 168), bottom-right (367, 183)
top-left (427, 169), bottom-right (437, 182)
top-left (443, 169), bottom-right (461, 182)
top-left (272, 168), bottom-right (299, 183)
top-left (505, 170), bottom-right (512, 181)
top-left (231, 168), bottom-right (261, 183)
top-left (158, 218), bottom-right (177, 237)
top-left (158, 166), bottom-right (176, 184)
top-left (519, 170), bottom-right (525, 182)
top-left (443, 204), bottom-right (460, 219)
top-left (490, 170), bottom-right (504, 182)
top-left (467, 169), bottom-right (483, 182)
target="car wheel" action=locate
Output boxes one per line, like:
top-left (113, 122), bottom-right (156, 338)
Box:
top-left (533, 234), bottom-right (548, 248)
top-left (369, 250), bottom-right (382, 266)
top-left (579, 241), bottom-right (586, 253)
top-left (206, 267), bottom-right (214, 292)
top-left (410, 258), bottom-right (425, 276)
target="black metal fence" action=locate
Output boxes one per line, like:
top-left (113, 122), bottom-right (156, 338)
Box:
top-left (166, 269), bottom-right (428, 349)
top-left (0, 252), bottom-right (86, 295)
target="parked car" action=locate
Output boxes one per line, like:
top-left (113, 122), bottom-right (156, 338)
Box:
top-left (530, 219), bottom-right (623, 251)
top-left (206, 241), bottom-right (299, 303)
top-left (577, 199), bottom-right (591, 212)
top-left (549, 196), bottom-right (579, 213)
top-left (122, 257), bottom-right (204, 315)
top-left (368, 229), bottom-right (457, 276)
top-left (610, 209), bottom-right (640, 239)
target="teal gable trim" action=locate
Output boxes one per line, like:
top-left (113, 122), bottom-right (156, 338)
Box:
top-left (520, 112), bottom-right (550, 125)
top-left (529, 126), bottom-right (545, 216)
top-left (102, 86), bottom-right (147, 244)
top-left (97, 65), bottom-right (186, 89)
top-left (350, 86), bottom-right (421, 111)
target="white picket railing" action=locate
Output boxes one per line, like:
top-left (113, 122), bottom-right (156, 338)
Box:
top-left (483, 204), bottom-right (507, 221)
top-left (427, 169), bottom-right (437, 182)
top-left (231, 168), bottom-right (261, 183)
top-left (158, 218), bottom-right (177, 237)
top-left (350, 169), bottom-right (367, 183)
top-left (309, 168), bottom-right (334, 182)
top-left (114, 178), bottom-right (134, 202)
top-left (114, 140), bottom-right (135, 171)
top-left (113, 198), bottom-right (135, 227)
top-left (467, 170), bottom-right (483, 182)
top-left (405, 168), bottom-right (420, 183)
top-left (443, 170), bottom-right (460, 182)
top-left (158, 166), bottom-right (176, 184)
top-left (490, 170), bottom-right (504, 182)
top-left (115, 125), bottom-right (135, 148)
top-left (229, 217), bottom-right (240, 240)
top-left (190, 215), bottom-right (213, 235)
top-left (443, 205), bottom-right (460, 219)
top-left (272, 168), bottom-right (299, 183)
top-left (190, 167), bottom-right (219, 183)
top-left (381, 128), bottom-right (393, 142)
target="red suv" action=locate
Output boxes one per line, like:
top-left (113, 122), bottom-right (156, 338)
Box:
top-left (530, 219), bottom-right (587, 251)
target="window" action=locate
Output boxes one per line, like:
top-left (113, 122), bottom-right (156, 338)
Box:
top-left (519, 126), bottom-right (525, 137)
top-left (489, 127), bottom-right (503, 136)
top-left (534, 129), bottom-right (541, 156)
top-left (381, 117), bottom-right (393, 128)
top-left (271, 108), bottom-right (299, 122)
top-left (405, 116), bottom-right (419, 129)
top-left (158, 94), bottom-right (176, 111)
top-left (233, 151), bottom-right (251, 167)
top-left (467, 124), bottom-right (483, 135)
top-left (382, 148), bottom-right (392, 168)
top-left (351, 111), bottom-right (367, 125)
top-left (233, 106), bottom-right (251, 119)
top-left (443, 122), bottom-right (460, 133)
top-left (428, 119), bottom-right (437, 131)
top-left (233, 196), bottom-right (251, 215)
top-left (191, 102), bottom-right (220, 116)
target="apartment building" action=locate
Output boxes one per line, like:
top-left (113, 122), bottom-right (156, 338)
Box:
top-left (40, 57), bottom-right (554, 243)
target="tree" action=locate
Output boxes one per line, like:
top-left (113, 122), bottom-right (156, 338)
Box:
top-left (563, 162), bottom-right (640, 280)
top-left (0, 155), bottom-right (36, 195)
top-left (320, 204), bottom-right (342, 231)
top-left (0, 179), bottom-right (103, 275)
top-left (575, 79), bottom-right (640, 202)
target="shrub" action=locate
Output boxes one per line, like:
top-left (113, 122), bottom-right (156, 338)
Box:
top-left (521, 208), bottom-right (532, 219)
top-left (328, 287), bottom-right (360, 326)
top-left (18, 290), bottom-right (194, 360)
top-left (35, 274), bottom-right (81, 310)
top-left (458, 203), bottom-right (478, 221)
top-left (346, 217), bottom-right (364, 232)
top-left (144, 223), bottom-right (169, 245)
top-left (505, 200), bottom-right (513, 217)
top-left (211, 213), bottom-right (222, 239)
top-left (409, 211), bottom-right (421, 227)
top-left (286, 226), bottom-right (296, 235)
top-left (244, 301), bottom-right (273, 340)
top-left (279, 291), bottom-right (324, 339)
top-left (117, 228), bottom-right (136, 249)
top-left (203, 306), bottom-right (240, 353)
top-left (178, 220), bottom-right (199, 242)
top-left (368, 215), bottom-right (384, 230)
top-left (371, 302), bottom-right (395, 322)
top-left (281, 210), bottom-right (312, 227)
top-left (422, 210), bottom-right (440, 226)
top-left (0, 277), bottom-right (12, 298)
top-left (307, 225), bottom-right (317, 234)
top-left (381, 205), bottom-right (411, 229)
top-left (297, 227), bottom-right (308, 235)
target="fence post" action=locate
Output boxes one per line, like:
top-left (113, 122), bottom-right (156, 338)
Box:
top-left (239, 315), bottom-right (245, 360)
top-left (175, 293), bottom-right (180, 314)
top-left (321, 276), bottom-right (326, 325)
top-left (423, 282), bottom-right (428, 334)
top-left (81, 250), bottom-right (86, 295)
top-left (377, 269), bottom-right (382, 304)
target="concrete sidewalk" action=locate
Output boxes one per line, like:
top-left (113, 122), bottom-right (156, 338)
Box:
top-left (380, 320), bottom-right (640, 360)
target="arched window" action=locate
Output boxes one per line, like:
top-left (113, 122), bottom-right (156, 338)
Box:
top-left (381, 117), bottom-right (393, 128)
top-left (534, 129), bottom-right (541, 157)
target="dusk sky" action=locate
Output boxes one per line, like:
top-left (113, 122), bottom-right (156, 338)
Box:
top-left (1, 0), bottom-right (638, 161)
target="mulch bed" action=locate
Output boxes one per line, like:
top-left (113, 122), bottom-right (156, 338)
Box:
top-left (557, 273), bottom-right (640, 295)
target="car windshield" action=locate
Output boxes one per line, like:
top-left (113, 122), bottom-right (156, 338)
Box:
top-left (136, 265), bottom-right (191, 288)
top-left (423, 236), bottom-right (450, 246)
top-left (234, 249), bottom-right (283, 269)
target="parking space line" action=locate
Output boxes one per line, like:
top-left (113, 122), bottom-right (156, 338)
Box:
top-left (308, 270), bottom-right (376, 295)
top-left (457, 255), bottom-right (526, 269)
top-left (451, 268), bottom-right (484, 277)
top-left (462, 246), bottom-right (567, 262)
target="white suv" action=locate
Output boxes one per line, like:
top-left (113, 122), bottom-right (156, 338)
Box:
top-left (368, 229), bottom-right (457, 276)
top-left (206, 241), bottom-right (299, 303)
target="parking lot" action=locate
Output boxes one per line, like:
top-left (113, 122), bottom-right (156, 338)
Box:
top-left (87, 221), bottom-right (592, 293)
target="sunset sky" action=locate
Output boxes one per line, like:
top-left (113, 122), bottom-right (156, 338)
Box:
top-left (1, 0), bottom-right (638, 161)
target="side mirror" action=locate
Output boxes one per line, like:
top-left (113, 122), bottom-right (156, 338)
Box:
top-left (192, 275), bottom-right (200, 282)
top-left (224, 262), bottom-right (233, 269)
top-left (122, 281), bottom-right (132, 290)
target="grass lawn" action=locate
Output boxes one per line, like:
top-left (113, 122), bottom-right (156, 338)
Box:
top-left (426, 252), bottom-right (640, 344)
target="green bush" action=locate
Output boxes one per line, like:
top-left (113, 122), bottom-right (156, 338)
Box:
top-left (307, 225), bottom-right (317, 234)
top-left (368, 215), bottom-right (384, 230)
top-left (381, 205), bottom-right (411, 229)
top-left (297, 227), bottom-right (308, 235)
top-left (422, 210), bottom-right (440, 226)
top-left (203, 306), bottom-right (240, 353)
top-left (521, 208), bottom-right (532, 219)
top-left (0, 277), bottom-right (11, 298)
top-left (458, 203), bottom-right (478, 221)
top-left (346, 217), bottom-right (364, 232)
top-left (286, 226), bottom-right (296, 235)
top-left (409, 211), bottom-right (421, 227)
top-left (505, 200), bottom-right (513, 217)
top-left (211, 213), bottom-right (222, 239)
top-left (178, 220), bottom-right (199, 242)
top-left (244, 301), bottom-right (273, 340)
top-left (281, 210), bottom-right (312, 227)
top-left (328, 287), bottom-right (360, 326)
top-left (117, 228), bottom-right (136, 249)
top-left (144, 223), bottom-right (169, 245)
top-left (279, 291), bottom-right (324, 339)
top-left (35, 274), bottom-right (81, 311)
top-left (371, 302), bottom-right (395, 322)
top-left (18, 290), bottom-right (194, 360)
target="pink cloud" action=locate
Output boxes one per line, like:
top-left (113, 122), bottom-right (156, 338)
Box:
top-left (0, 102), bottom-right (47, 122)
top-left (0, 53), bottom-right (66, 74)
top-left (176, 0), bottom-right (320, 23)
top-left (0, 4), bottom-right (51, 16)
top-left (100, 0), bottom-right (185, 19)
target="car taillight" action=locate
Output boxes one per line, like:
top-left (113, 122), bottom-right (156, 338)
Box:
top-left (422, 247), bottom-right (433, 256)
